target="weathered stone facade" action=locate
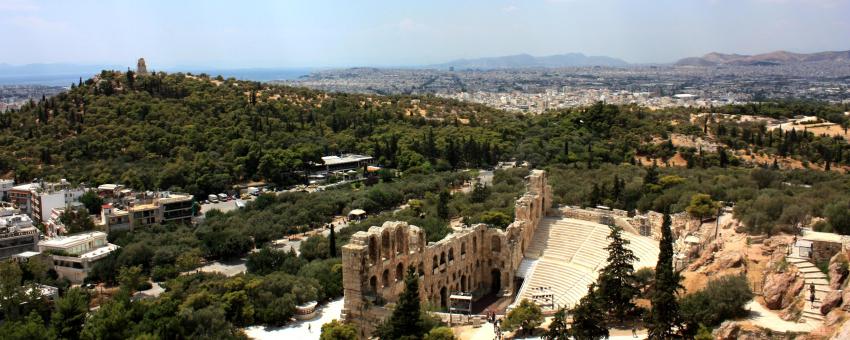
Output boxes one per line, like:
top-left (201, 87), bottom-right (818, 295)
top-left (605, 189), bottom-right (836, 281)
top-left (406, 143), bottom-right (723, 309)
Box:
top-left (560, 206), bottom-right (692, 240)
top-left (340, 170), bottom-right (551, 336)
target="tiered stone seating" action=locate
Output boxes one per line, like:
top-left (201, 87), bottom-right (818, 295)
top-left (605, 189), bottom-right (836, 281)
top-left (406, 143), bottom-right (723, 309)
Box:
top-left (515, 217), bottom-right (660, 310)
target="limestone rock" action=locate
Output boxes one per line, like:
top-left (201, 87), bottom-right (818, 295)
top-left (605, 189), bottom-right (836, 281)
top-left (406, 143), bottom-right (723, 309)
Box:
top-left (821, 290), bottom-right (843, 315)
top-left (833, 318), bottom-right (850, 340)
top-left (715, 251), bottom-right (744, 269)
top-left (825, 309), bottom-right (846, 327)
top-left (841, 289), bottom-right (850, 310)
top-left (828, 253), bottom-right (848, 290)
top-left (713, 321), bottom-right (740, 340)
top-left (763, 268), bottom-right (803, 310)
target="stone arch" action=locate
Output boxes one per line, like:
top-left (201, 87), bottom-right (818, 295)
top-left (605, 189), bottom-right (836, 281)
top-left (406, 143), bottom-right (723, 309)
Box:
top-left (491, 269), bottom-right (501, 294)
top-left (368, 236), bottom-right (379, 265)
top-left (440, 252), bottom-right (446, 265)
top-left (381, 230), bottom-right (391, 260)
top-left (491, 235), bottom-right (501, 252)
top-left (395, 263), bottom-right (404, 281)
top-left (395, 227), bottom-right (405, 255)
top-left (382, 269), bottom-right (390, 288)
top-left (461, 242), bottom-right (466, 256)
top-left (448, 247), bottom-right (454, 262)
top-left (370, 275), bottom-right (377, 293)
top-left (432, 255), bottom-right (438, 270)
top-left (440, 286), bottom-right (448, 309)
top-left (461, 275), bottom-right (467, 292)
top-left (473, 236), bottom-right (477, 252)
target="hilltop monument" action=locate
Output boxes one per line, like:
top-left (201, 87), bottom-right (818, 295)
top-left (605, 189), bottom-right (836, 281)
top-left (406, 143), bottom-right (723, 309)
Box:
top-left (136, 58), bottom-right (148, 75)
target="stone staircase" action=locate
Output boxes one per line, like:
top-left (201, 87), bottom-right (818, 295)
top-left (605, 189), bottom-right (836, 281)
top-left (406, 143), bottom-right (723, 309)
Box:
top-left (786, 250), bottom-right (831, 323)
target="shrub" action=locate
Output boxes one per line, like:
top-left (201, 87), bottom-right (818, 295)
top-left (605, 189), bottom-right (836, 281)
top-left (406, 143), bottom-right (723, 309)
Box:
top-left (502, 299), bottom-right (543, 335)
top-left (680, 274), bottom-right (753, 332)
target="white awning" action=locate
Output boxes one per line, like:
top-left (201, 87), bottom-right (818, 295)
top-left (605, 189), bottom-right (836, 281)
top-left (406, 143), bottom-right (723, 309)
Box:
top-left (348, 209), bottom-right (366, 216)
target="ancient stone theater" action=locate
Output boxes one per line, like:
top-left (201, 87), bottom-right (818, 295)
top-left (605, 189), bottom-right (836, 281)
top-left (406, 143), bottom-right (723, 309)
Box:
top-left (341, 170), bottom-right (662, 336)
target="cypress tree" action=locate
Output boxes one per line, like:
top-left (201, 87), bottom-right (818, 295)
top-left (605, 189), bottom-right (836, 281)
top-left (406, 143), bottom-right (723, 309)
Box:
top-left (545, 308), bottom-right (570, 340)
top-left (437, 190), bottom-right (450, 220)
top-left (569, 283), bottom-right (608, 340)
top-left (598, 225), bottom-right (639, 324)
top-left (375, 268), bottom-right (425, 339)
top-left (646, 213), bottom-right (681, 339)
top-left (329, 224), bottom-right (336, 258)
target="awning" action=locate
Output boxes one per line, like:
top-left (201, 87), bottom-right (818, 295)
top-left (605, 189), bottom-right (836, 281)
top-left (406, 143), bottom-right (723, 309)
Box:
top-left (348, 209), bottom-right (366, 216)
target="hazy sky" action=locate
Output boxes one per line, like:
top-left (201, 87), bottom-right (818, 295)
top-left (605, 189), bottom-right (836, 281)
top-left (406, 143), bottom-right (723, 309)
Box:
top-left (1, 0), bottom-right (849, 68)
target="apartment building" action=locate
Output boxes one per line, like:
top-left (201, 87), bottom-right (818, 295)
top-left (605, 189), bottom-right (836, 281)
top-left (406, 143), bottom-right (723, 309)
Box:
top-left (38, 231), bottom-right (119, 283)
top-left (0, 179), bottom-right (13, 201)
top-left (31, 180), bottom-right (85, 224)
top-left (99, 191), bottom-right (194, 232)
top-left (99, 203), bottom-right (130, 232)
top-left (8, 180), bottom-right (85, 224)
top-left (8, 183), bottom-right (38, 216)
top-left (0, 208), bottom-right (40, 259)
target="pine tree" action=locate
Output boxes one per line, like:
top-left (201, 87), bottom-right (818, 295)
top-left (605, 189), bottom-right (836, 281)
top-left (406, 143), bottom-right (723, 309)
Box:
top-left (646, 213), bottom-right (681, 339)
top-left (569, 284), bottom-right (608, 340)
top-left (375, 268), bottom-right (426, 339)
top-left (597, 225), bottom-right (639, 324)
top-left (545, 308), bottom-right (570, 340)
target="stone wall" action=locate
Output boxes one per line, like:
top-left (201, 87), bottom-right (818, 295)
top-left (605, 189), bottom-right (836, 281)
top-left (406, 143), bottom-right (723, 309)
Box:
top-left (813, 240), bottom-right (844, 265)
top-left (340, 170), bottom-right (551, 337)
top-left (559, 207), bottom-right (691, 241)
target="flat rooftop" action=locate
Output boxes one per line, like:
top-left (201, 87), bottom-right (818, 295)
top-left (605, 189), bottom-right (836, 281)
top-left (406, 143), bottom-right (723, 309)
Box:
top-left (39, 231), bottom-right (107, 248)
top-left (321, 154), bottom-right (373, 166)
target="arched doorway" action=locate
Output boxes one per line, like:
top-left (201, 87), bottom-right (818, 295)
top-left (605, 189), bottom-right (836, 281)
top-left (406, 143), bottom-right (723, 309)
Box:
top-left (491, 269), bottom-right (501, 295)
top-left (440, 286), bottom-right (448, 309)
top-left (461, 275), bottom-right (467, 292)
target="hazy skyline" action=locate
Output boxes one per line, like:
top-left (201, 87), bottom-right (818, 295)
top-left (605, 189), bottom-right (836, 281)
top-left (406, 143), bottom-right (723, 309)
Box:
top-left (1, 0), bottom-right (849, 68)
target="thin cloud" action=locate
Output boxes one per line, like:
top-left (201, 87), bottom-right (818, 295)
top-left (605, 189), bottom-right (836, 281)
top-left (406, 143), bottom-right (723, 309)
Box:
top-left (502, 5), bottom-right (518, 13)
top-left (10, 15), bottom-right (66, 31)
top-left (0, 0), bottom-right (39, 11)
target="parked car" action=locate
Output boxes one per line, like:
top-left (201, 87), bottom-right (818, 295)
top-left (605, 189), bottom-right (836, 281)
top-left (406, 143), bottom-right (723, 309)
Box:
top-left (208, 194), bottom-right (219, 203)
top-left (218, 193), bottom-right (228, 201)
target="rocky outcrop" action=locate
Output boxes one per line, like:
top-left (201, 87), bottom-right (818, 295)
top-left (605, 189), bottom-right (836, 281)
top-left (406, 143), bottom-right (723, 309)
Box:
top-left (715, 251), bottom-right (744, 269)
top-left (687, 241), bottom-right (718, 271)
top-left (833, 318), bottom-right (850, 340)
top-left (840, 289), bottom-right (850, 310)
top-left (828, 253), bottom-right (848, 290)
top-left (714, 321), bottom-right (741, 340)
top-left (822, 290), bottom-right (843, 315)
top-left (763, 267), bottom-right (804, 310)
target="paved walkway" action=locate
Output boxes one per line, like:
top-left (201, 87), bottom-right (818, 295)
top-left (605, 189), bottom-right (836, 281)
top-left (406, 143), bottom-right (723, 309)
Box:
top-left (244, 298), bottom-right (344, 339)
top-left (745, 300), bottom-right (819, 333)
top-left (787, 245), bottom-right (829, 324)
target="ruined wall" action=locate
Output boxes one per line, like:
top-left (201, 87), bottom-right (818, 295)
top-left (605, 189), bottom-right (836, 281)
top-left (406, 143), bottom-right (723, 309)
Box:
top-left (559, 207), bottom-right (691, 241)
top-left (340, 170), bottom-right (551, 336)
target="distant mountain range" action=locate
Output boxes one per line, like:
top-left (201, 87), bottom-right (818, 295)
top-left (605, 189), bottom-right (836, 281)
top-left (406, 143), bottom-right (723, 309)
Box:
top-left (430, 53), bottom-right (630, 69)
top-left (675, 50), bottom-right (850, 66)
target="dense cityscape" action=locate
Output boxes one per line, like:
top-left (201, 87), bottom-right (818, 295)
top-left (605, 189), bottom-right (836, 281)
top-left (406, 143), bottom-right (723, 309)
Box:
top-left (287, 62), bottom-right (850, 113)
top-left (3, 1), bottom-right (850, 340)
